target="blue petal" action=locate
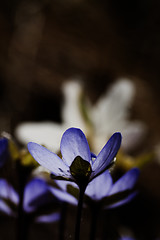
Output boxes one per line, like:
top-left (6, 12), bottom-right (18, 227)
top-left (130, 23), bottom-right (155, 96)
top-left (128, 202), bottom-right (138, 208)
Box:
top-left (85, 170), bottom-right (113, 201)
top-left (106, 168), bottom-right (139, 208)
top-left (91, 152), bottom-right (96, 160)
top-left (108, 168), bottom-right (140, 195)
top-left (55, 179), bottom-right (78, 191)
top-left (23, 177), bottom-right (52, 213)
top-left (49, 181), bottom-right (78, 205)
top-left (28, 142), bottom-right (70, 177)
top-left (119, 236), bottom-right (135, 240)
top-left (35, 212), bottom-right (60, 223)
top-left (91, 132), bottom-right (122, 178)
top-left (0, 138), bottom-right (8, 168)
top-left (106, 192), bottom-right (138, 209)
top-left (60, 128), bottom-right (91, 166)
top-left (0, 200), bottom-right (14, 216)
top-left (0, 179), bottom-right (19, 204)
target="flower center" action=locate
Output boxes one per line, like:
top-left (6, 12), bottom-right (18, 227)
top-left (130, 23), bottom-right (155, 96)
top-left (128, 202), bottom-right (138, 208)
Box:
top-left (70, 156), bottom-right (92, 187)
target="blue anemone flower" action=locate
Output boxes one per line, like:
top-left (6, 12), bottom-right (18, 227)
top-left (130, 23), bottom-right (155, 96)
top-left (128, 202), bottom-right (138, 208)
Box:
top-left (0, 179), bottom-right (19, 216)
top-left (0, 178), bottom-right (60, 223)
top-left (28, 127), bottom-right (121, 187)
top-left (0, 138), bottom-right (8, 167)
top-left (23, 177), bottom-right (60, 223)
top-left (23, 178), bottom-right (59, 214)
top-left (85, 168), bottom-right (139, 208)
top-left (49, 168), bottom-right (139, 208)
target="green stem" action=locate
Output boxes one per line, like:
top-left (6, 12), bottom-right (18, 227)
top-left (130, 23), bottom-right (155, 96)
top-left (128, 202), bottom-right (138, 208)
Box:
top-left (74, 185), bottom-right (85, 240)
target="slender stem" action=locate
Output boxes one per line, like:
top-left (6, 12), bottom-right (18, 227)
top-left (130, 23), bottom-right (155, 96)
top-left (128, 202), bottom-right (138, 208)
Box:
top-left (59, 202), bottom-right (67, 240)
top-left (89, 205), bottom-right (99, 240)
top-left (74, 186), bottom-right (85, 240)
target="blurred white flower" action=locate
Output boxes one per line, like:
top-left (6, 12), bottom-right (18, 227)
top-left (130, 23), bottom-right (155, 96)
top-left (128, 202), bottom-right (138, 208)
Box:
top-left (88, 79), bottom-right (147, 153)
top-left (15, 80), bottom-right (85, 152)
top-left (15, 78), bottom-right (146, 153)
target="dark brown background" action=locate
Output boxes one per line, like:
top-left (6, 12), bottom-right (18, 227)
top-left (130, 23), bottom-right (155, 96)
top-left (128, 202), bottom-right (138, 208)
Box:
top-left (0, 0), bottom-right (160, 239)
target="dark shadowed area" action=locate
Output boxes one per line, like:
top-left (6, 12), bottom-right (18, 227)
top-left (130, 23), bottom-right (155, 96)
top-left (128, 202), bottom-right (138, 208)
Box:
top-left (0, 0), bottom-right (160, 239)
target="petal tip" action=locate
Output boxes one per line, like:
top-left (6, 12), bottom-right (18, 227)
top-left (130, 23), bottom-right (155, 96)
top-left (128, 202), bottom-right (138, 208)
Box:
top-left (130, 167), bottom-right (140, 178)
top-left (27, 142), bottom-right (38, 151)
top-left (112, 132), bottom-right (122, 148)
top-left (114, 132), bottom-right (122, 141)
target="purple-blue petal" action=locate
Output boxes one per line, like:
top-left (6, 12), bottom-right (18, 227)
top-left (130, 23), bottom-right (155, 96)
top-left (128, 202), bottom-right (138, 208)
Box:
top-left (0, 138), bottom-right (8, 168)
top-left (60, 128), bottom-right (91, 166)
top-left (91, 132), bottom-right (122, 178)
top-left (0, 179), bottom-right (19, 204)
top-left (54, 179), bottom-right (78, 191)
top-left (49, 181), bottom-right (78, 205)
top-left (35, 212), bottom-right (60, 223)
top-left (0, 200), bottom-right (15, 216)
top-left (106, 191), bottom-right (138, 209)
top-left (119, 237), bottom-right (135, 240)
top-left (23, 177), bottom-right (54, 213)
top-left (105, 168), bottom-right (140, 208)
top-left (108, 168), bottom-right (140, 196)
top-left (85, 170), bottom-right (113, 201)
top-left (91, 152), bottom-right (96, 159)
top-left (27, 142), bottom-right (70, 177)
